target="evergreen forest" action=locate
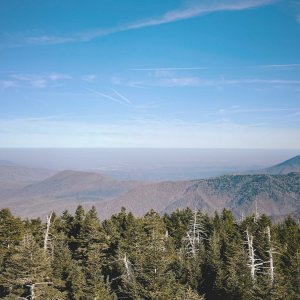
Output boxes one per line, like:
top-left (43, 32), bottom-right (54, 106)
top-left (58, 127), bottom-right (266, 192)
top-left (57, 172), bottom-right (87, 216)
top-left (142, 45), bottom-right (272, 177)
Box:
top-left (0, 206), bottom-right (299, 299)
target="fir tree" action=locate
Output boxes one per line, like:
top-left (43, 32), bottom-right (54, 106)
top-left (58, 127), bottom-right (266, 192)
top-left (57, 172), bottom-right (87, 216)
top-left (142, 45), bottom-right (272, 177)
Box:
top-left (0, 234), bottom-right (62, 299)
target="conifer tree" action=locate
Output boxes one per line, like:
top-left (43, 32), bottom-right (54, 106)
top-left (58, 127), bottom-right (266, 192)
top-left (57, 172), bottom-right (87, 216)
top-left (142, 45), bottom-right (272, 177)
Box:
top-left (66, 261), bottom-right (85, 300)
top-left (0, 207), bottom-right (299, 300)
top-left (0, 208), bottom-right (24, 250)
top-left (201, 229), bottom-right (223, 299)
top-left (51, 232), bottom-right (73, 297)
top-left (75, 206), bottom-right (107, 264)
top-left (163, 208), bottom-right (193, 249)
top-left (0, 234), bottom-right (62, 299)
top-left (84, 247), bottom-right (114, 300)
top-left (68, 205), bottom-right (86, 260)
top-left (0, 208), bottom-right (25, 297)
top-left (116, 210), bottom-right (183, 299)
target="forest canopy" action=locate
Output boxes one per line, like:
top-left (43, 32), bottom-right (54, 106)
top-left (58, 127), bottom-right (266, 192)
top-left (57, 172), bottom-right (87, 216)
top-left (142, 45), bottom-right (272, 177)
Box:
top-left (0, 206), bottom-right (299, 300)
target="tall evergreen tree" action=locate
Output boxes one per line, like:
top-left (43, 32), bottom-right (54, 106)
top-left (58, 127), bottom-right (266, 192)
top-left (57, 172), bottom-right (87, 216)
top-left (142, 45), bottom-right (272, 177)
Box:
top-left (0, 234), bottom-right (62, 299)
top-left (0, 207), bottom-right (299, 300)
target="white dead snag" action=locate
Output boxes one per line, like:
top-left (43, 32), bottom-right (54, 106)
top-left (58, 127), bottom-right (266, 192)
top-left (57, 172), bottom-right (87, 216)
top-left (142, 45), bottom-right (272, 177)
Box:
top-left (266, 226), bottom-right (275, 286)
top-left (245, 229), bottom-right (263, 281)
top-left (240, 212), bottom-right (245, 223)
top-left (165, 230), bottom-right (169, 238)
top-left (184, 210), bottom-right (205, 258)
top-left (25, 282), bottom-right (53, 300)
top-left (44, 211), bottom-right (53, 253)
top-left (123, 253), bottom-right (131, 279)
top-left (254, 200), bottom-right (259, 222)
top-left (28, 283), bottom-right (35, 300)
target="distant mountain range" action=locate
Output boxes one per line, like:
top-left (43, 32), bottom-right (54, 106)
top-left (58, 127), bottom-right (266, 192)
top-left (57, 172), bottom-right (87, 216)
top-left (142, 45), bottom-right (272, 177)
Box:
top-left (0, 155), bottom-right (299, 220)
top-left (0, 164), bottom-right (55, 198)
top-left (252, 155), bottom-right (300, 174)
top-left (97, 173), bottom-right (300, 220)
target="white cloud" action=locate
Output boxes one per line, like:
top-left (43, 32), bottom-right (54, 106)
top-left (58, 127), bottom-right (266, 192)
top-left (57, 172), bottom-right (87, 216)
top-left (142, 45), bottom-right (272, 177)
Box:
top-left (259, 63), bottom-right (300, 69)
top-left (0, 80), bottom-right (18, 88)
top-left (131, 64), bottom-right (300, 72)
top-left (48, 73), bottom-right (71, 81)
top-left (111, 76), bottom-right (123, 85)
top-left (111, 88), bottom-right (131, 104)
top-left (162, 77), bottom-right (203, 87)
top-left (83, 87), bottom-right (130, 106)
top-left (7, 72), bottom-right (71, 88)
top-left (131, 76), bottom-right (300, 87)
top-left (82, 74), bottom-right (97, 82)
top-left (25, 0), bottom-right (275, 45)
top-left (131, 67), bottom-right (208, 71)
top-left (127, 0), bottom-right (274, 29)
top-left (26, 35), bottom-right (74, 45)
top-left (217, 107), bottom-right (300, 115)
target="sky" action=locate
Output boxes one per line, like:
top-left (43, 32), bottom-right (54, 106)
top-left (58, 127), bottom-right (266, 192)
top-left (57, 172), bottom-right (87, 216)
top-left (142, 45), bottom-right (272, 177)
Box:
top-left (0, 0), bottom-right (300, 148)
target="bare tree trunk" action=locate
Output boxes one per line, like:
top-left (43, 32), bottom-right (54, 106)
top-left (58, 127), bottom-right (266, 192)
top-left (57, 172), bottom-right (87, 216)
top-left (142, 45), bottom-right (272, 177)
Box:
top-left (245, 229), bottom-right (262, 281)
top-left (44, 211), bottom-right (53, 253)
top-left (254, 200), bottom-right (259, 222)
top-left (29, 283), bottom-right (35, 300)
top-left (26, 282), bottom-right (53, 299)
top-left (123, 253), bottom-right (131, 279)
top-left (184, 210), bottom-right (204, 258)
top-left (266, 226), bottom-right (275, 286)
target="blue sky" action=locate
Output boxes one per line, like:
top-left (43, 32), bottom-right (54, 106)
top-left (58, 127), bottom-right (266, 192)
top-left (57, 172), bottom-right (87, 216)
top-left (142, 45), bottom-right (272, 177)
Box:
top-left (0, 0), bottom-right (300, 148)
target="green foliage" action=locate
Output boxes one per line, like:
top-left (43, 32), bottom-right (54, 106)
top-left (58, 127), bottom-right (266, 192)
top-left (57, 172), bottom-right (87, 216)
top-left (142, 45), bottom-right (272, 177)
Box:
top-left (0, 233), bottom-right (61, 299)
top-left (0, 207), bottom-right (299, 299)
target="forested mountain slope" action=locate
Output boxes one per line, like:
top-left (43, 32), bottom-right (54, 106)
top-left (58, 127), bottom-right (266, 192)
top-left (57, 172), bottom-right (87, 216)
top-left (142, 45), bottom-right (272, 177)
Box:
top-left (97, 173), bottom-right (300, 220)
top-left (251, 155), bottom-right (300, 174)
top-left (0, 159), bottom-right (299, 220)
top-left (0, 207), bottom-right (299, 299)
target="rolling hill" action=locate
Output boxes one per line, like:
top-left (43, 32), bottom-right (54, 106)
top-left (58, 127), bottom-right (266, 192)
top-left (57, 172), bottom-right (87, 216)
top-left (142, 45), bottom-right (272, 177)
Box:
top-left (0, 169), bottom-right (142, 218)
top-left (0, 156), bottom-right (299, 220)
top-left (0, 164), bottom-right (55, 199)
top-left (15, 170), bottom-right (140, 199)
top-left (96, 173), bottom-right (300, 220)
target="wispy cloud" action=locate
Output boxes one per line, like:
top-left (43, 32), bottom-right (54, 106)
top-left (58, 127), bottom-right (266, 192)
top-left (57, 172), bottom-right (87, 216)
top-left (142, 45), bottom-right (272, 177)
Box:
top-left (131, 67), bottom-right (209, 71)
top-left (82, 74), bottom-right (97, 82)
top-left (111, 76), bottom-right (123, 85)
top-left (7, 72), bottom-right (71, 88)
top-left (83, 87), bottom-right (131, 106)
top-left (0, 80), bottom-right (18, 89)
top-left (111, 88), bottom-right (131, 104)
top-left (217, 106), bottom-right (300, 115)
top-left (124, 0), bottom-right (274, 29)
top-left (23, 0), bottom-right (275, 46)
top-left (259, 63), bottom-right (300, 69)
top-left (161, 77), bottom-right (204, 87)
top-left (131, 64), bottom-right (300, 72)
top-left (131, 76), bottom-right (300, 87)
top-left (26, 36), bottom-right (74, 45)
top-left (219, 78), bottom-right (300, 86)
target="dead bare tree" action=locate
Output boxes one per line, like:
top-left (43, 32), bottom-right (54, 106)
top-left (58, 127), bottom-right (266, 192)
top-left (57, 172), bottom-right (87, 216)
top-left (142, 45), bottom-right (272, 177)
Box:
top-left (266, 226), bottom-right (276, 286)
top-left (43, 211), bottom-right (53, 254)
top-left (184, 210), bottom-right (205, 258)
top-left (123, 253), bottom-right (132, 280)
top-left (245, 229), bottom-right (263, 281)
top-left (254, 200), bottom-right (259, 222)
top-left (24, 282), bottom-right (53, 300)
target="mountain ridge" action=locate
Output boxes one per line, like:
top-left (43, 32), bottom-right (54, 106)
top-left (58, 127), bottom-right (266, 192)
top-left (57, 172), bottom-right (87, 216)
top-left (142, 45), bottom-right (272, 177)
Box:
top-left (0, 155), bottom-right (299, 220)
top-left (250, 155), bottom-right (300, 175)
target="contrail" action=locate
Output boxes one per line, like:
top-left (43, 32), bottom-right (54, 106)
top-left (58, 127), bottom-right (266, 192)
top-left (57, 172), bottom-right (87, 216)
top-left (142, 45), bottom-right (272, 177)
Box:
top-left (111, 88), bottom-right (131, 104)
